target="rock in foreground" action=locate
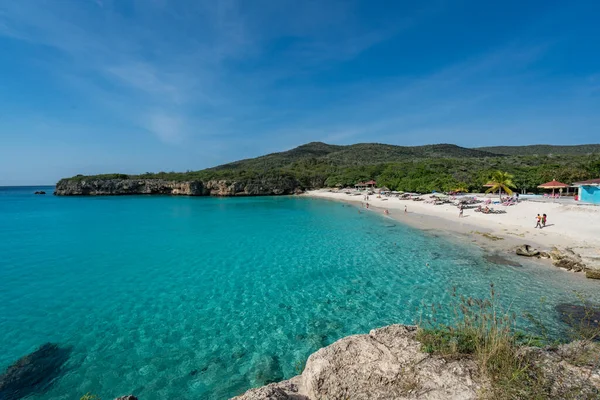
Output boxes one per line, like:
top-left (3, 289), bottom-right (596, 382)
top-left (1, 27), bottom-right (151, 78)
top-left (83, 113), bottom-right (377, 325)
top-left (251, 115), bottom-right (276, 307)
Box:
top-left (233, 325), bottom-right (481, 400)
top-left (233, 324), bottom-right (600, 400)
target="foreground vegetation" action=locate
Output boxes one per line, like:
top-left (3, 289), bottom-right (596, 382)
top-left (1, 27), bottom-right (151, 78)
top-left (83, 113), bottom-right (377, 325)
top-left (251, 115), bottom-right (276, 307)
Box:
top-left (61, 142), bottom-right (600, 193)
top-left (417, 286), bottom-right (600, 399)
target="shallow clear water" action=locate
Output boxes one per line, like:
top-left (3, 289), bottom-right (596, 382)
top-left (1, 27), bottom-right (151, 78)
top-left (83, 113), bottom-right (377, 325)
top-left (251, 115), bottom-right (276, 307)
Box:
top-left (1, 186), bottom-right (598, 399)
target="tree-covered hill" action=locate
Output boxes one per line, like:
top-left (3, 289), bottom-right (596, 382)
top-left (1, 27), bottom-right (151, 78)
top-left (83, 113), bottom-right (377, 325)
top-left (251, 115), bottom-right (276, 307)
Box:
top-left (476, 144), bottom-right (600, 156)
top-left (60, 142), bottom-right (600, 194)
top-left (212, 142), bottom-right (498, 171)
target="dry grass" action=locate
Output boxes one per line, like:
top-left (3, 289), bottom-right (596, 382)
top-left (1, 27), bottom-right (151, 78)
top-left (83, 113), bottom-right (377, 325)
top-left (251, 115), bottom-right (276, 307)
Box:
top-left (416, 285), bottom-right (600, 400)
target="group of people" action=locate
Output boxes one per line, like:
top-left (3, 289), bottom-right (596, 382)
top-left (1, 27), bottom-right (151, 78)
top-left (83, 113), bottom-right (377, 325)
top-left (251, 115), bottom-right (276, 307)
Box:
top-left (535, 213), bottom-right (548, 229)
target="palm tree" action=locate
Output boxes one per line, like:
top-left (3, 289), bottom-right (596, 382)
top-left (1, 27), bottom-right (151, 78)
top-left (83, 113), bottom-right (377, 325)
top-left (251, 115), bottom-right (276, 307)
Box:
top-left (485, 171), bottom-right (516, 198)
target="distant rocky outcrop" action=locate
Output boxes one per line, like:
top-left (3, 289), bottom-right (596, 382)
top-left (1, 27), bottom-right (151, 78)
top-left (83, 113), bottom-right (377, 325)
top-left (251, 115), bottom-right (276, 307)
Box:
top-left (54, 177), bottom-right (302, 197)
top-left (34, 191), bottom-right (46, 195)
top-left (516, 244), bottom-right (600, 279)
top-left (233, 324), bottom-right (600, 400)
top-left (0, 343), bottom-right (71, 400)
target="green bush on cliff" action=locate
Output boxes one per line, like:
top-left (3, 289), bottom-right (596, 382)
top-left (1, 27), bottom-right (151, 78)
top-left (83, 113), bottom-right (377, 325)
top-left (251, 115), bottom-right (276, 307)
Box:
top-left (59, 142), bottom-right (600, 192)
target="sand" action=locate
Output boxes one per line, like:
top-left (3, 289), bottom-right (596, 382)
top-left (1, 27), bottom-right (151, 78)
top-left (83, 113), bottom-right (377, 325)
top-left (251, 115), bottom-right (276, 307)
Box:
top-left (305, 190), bottom-right (600, 271)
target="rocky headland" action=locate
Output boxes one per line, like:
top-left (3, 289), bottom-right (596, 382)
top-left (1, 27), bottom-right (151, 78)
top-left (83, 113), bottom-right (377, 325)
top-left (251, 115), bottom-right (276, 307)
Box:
top-left (54, 177), bottom-right (303, 196)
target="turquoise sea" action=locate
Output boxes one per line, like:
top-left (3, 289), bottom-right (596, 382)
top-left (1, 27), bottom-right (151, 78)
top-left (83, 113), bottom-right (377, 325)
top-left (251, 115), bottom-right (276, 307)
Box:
top-left (1, 186), bottom-right (599, 399)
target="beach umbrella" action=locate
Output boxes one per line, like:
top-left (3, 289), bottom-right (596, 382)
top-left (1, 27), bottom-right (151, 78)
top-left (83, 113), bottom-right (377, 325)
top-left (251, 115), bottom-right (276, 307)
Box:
top-left (537, 179), bottom-right (569, 196)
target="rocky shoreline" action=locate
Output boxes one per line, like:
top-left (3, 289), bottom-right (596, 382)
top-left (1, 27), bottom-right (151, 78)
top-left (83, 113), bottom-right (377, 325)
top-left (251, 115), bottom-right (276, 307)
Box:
top-left (54, 178), bottom-right (304, 196)
top-left (233, 324), bottom-right (600, 400)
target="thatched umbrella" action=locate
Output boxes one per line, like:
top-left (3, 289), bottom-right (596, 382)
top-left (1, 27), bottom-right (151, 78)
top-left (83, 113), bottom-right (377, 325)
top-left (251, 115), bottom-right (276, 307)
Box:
top-left (537, 179), bottom-right (569, 196)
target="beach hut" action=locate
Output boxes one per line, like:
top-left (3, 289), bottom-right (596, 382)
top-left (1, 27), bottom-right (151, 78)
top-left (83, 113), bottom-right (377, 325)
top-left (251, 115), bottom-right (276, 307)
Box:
top-left (354, 182), bottom-right (366, 190)
top-left (573, 178), bottom-right (600, 204)
top-left (365, 180), bottom-right (377, 189)
top-left (537, 180), bottom-right (569, 196)
top-left (483, 181), bottom-right (495, 188)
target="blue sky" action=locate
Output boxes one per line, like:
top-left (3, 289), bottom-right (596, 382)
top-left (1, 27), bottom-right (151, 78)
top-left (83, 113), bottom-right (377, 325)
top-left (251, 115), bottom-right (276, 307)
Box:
top-left (1, 0), bottom-right (599, 185)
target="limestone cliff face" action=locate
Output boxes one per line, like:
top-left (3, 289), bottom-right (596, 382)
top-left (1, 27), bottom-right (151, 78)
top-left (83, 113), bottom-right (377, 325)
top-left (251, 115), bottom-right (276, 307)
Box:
top-left (54, 179), bottom-right (205, 196)
top-left (54, 177), bottom-right (302, 196)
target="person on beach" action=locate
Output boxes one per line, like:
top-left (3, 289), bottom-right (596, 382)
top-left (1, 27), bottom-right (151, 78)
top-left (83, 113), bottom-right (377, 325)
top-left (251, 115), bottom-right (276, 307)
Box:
top-left (535, 214), bottom-right (542, 229)
top-left (404, 205), bottom-right (407, 213)
top-left (459, 205), bottom-right (464, 218)
top-left (366, 203), bottom-right (369, 209)
top-left (542, 213), bottom-right (547, 227)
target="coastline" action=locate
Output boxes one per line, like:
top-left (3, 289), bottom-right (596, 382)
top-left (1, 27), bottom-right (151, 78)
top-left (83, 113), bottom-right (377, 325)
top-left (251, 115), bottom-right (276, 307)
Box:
top-left (304, 190), bottom-right (600, 276)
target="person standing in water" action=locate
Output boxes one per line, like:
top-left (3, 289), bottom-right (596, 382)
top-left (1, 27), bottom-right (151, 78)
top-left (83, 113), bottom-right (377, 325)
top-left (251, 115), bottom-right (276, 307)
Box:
top-left (535, 214), bottom-right (542, 229)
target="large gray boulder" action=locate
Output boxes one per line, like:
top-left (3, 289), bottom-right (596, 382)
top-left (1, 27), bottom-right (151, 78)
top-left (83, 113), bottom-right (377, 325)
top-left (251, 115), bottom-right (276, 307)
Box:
top-left (515, 244), bottom-right (540, 257)
top-left (233, 324), bottom-right (600, 400)
top-left (233, 325), bottom-right (481, 400)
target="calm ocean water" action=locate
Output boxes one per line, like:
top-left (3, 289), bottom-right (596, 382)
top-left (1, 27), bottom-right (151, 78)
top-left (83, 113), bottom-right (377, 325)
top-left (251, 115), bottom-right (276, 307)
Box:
top-left (1, 186), bottom-right (599, 399)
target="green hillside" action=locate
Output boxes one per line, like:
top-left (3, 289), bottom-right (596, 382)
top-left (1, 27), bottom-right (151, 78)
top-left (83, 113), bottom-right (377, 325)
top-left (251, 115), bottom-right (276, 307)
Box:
top-left (61, 142), bottom-right (600, 194)
top-left (212, 142), bottom-right (497, 171)
top-left (476, 144), bottom-right (600, 156)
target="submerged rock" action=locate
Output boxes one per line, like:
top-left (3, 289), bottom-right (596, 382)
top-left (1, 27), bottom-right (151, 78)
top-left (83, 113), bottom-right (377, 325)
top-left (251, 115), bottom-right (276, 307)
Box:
top-left (484, 254), bottom-right (522, 267)
top-left (0, 343), bottom-right (71, 400)
top-left (115, 396), bottom-right (138, 400)
top-left (252, 355), bottom-right (284, 386)
top-left (556, 303), bottom-right (600, 333)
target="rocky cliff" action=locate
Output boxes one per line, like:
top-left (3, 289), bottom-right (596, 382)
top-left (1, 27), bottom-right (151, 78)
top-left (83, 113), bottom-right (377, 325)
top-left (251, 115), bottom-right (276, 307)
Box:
top-left (54, 177), bottom-right (302, 196)
top-left (233, 324), bottom-right (600, 400)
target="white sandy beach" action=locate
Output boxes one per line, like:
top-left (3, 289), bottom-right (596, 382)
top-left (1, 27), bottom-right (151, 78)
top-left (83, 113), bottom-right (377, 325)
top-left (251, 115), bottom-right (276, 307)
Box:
top-left (306, 189), bottom-right (600, 270)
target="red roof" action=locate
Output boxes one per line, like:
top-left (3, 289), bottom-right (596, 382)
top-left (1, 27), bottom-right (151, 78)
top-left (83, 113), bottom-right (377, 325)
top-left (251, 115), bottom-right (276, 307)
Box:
top-left (365, 180), bottom-right (377, 185)
top-left (537, 180), bottom-right (569, 188)
top-left (483, 181), bottom-right (495, 187)
top-left (573, 178), bottom-right (600, 186)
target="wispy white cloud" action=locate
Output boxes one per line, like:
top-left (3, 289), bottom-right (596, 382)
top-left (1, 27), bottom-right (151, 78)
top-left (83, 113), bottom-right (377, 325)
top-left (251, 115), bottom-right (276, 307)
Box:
top-left (144, 113), bottom-right (186, 144)
top-left (1, 0), bottom-right (597, 182)
top-left (0, 0), bottom-right (408, 145)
